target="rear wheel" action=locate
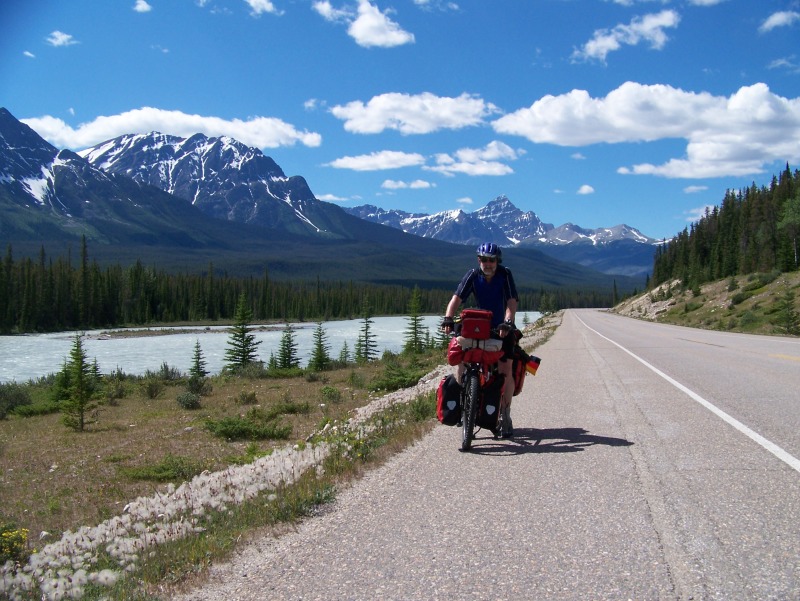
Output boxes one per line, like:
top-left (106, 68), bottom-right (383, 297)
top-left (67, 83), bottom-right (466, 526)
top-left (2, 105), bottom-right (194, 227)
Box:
top-left (461, 371), bottom-right (480, 451)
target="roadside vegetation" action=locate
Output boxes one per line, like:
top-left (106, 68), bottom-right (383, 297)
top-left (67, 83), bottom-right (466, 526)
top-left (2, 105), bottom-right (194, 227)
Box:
top-left (0, 292), bottom-right (556, 600)
top-left (612, 270), bottom-right (800, 336)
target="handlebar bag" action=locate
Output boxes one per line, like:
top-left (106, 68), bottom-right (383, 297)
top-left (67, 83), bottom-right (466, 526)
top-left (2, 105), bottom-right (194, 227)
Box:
top-left (460, 309), bottom-right (493, 340)
top-left (436, 374), bottom-right (462, 426)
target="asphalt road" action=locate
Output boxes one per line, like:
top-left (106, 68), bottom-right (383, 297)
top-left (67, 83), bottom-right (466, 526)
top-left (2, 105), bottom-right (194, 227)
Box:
top-left (181, 309), bottom-right (800, 601)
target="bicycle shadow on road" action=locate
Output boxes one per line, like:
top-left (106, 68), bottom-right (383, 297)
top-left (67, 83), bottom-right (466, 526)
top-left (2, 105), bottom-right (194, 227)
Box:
top-left (469, 427), bottom-right (633, 456)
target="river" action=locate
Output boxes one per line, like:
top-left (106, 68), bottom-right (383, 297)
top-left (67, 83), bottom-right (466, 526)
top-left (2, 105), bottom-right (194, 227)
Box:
top-left (0, 312), bottom-right (541, 383)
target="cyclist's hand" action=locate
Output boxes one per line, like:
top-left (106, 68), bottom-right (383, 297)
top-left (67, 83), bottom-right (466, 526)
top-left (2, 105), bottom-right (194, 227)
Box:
top-left (440, 316), bottom-right (455, 333)
top-left (498, 319), bottom-right (514, 337)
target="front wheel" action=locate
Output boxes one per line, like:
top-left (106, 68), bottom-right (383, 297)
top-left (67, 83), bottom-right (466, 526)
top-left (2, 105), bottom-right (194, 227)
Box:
top-left (461, 371), bottom-right (480, 451)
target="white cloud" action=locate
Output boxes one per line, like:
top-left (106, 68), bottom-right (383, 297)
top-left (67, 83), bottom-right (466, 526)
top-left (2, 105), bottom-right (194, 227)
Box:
top-left (314, 0), bottom-right (414, 47)
top-left (348, 0), bottom-right (415, 47)
top-left (456, 197), bottom-right (472, 205)
top-left (493, 82), bottom-right (800, 179)
top-left (244, 0), bottom-right (282, 15)
top-left (133, 0), bottom-right (152, 13)
top-left (577, 185), bottom-right (595, 195)
top-left (46, 31), bottom-right (78, 47)
top-left (312, 1), bottom-right (350, 22)
top-left (326, 150), bottom-right (425, 171)
top-left (426, 141), bottom-right (521, 176)
top-left (23, 50), bottom-right (35, 58)
top-left (572, 10), bottom-right (680, 63)
top-left (21, 107), bottom-right (322, 150)
top-left (331, 92), bottom-right (498, 134)
top-left (759, 11), bottom-right (800, 34)
top-left (571, 152), bottom-right (586, 160)
top-left (381, 179), bottom-right (434, 189)
top-left (683, 185), bottom-right (708, 193)
top-left (316, 193), bottom-right (350, 202)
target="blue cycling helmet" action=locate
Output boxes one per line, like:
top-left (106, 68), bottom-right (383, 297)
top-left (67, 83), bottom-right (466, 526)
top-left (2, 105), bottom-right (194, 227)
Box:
top-left (476, 242), bottom-right (502, 263)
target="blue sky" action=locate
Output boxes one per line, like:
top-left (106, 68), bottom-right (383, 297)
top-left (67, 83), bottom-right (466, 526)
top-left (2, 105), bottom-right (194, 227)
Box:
top-left (1, 0), bottom-right (799, 240)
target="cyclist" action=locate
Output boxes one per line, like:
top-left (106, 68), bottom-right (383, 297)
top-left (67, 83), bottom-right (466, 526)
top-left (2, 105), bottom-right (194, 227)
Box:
top-left (441, 242), bottom-right (519, 437)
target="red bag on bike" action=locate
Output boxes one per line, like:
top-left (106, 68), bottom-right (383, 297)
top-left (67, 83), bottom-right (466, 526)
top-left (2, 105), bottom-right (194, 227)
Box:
top-left (460, 309), bottom-right (493, 340)
top-left (447, 337), bottom-right (464, 366)
top-left (436, 374), bottom-right (462, 426)
top-left (511, 345), bottom-right (541, 396)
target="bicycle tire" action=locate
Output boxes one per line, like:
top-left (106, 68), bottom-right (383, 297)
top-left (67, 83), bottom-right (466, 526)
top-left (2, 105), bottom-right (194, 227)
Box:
top-left (461, 370), bottom-right (480, 451)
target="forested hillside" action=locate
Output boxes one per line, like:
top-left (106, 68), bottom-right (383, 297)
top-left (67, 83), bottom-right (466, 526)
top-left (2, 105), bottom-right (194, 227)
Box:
top-left (651, 164), bottom-right (800, 289)
top-left (0, 239), bottom-right (612, 334)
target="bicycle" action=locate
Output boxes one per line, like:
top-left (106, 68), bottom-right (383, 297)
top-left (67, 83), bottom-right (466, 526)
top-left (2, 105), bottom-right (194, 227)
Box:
top-left (448, 309), bottom-right (508, 451)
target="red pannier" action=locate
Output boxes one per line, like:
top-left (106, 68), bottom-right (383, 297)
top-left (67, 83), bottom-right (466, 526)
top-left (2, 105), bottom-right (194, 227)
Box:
top-left (436, 374), bottom-right (462, 426)
top-left (459, 309), bottom-right (493, 340)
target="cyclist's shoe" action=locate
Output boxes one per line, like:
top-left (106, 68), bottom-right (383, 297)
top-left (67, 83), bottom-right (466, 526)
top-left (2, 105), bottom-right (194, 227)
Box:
top-left (501, 408), bottom-right (514, 438)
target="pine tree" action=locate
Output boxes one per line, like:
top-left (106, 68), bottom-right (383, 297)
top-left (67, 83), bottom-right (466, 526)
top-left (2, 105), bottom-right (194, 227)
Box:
top-left (355, 301), bottom-right (377, 363)
top-left (778, 191), bottom-right (800, 270)
top-left (338, 341), bottom-right (351, 364)
top-left (308, 321), bottom-right (331, 371)
top-left (61, 334), bottom-right (98, 431)
top-left (402, 286), bottom-right (426, 355)
top-left (189, 339), bottom-right (208, 378)
top-left (277, 324), bottom-right (300, 369)
top-left (224, 293), bottom-right (261, 372)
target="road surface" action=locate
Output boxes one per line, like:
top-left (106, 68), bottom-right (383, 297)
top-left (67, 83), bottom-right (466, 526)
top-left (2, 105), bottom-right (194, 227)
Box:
top-left (179, 309), bottom-right (800, 600)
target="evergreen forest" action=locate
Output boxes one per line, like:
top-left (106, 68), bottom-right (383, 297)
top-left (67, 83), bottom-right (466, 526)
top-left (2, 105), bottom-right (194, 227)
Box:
top-left (651, 164), bottom-right (800, 289)
top-left (0, 238), bottom-right (607, 334)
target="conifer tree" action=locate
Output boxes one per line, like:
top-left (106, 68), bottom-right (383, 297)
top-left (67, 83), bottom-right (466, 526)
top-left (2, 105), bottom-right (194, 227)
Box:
top-left (338, 340), bottom-right (351, 364)
top-left (189, 339), bottom-right (208, 378)
top-left (277, 324), bottom-right (300, 369)
top-left (355, 301), bottom-right (377, 363)
top-left (402, 286), bottom-right (425, 355)
top-left (224, 293), bottom-right (261, 372)
top-left (61, 334), bottom-right (98, 431)
top-left (308, 321), bottom-right (331, 371)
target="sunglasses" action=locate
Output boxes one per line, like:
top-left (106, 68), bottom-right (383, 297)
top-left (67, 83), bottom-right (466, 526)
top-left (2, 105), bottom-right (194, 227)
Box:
top-left (478, 256), bottom-right (497, 263)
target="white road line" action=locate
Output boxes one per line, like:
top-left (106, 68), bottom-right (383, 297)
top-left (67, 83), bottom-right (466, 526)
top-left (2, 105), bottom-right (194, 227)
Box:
top-left (577, 315), bottom-right (800, 474)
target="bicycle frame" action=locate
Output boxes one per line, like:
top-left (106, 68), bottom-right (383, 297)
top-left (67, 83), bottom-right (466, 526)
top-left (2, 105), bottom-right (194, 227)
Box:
top-left (454, 335), bottom-right (505, 451)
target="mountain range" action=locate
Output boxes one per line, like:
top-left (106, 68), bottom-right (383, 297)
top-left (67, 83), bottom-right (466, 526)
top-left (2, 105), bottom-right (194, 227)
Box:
top-left (0, 106), bottom-right (642, 292)
top-left (345, 198), bottom-right (659, 277)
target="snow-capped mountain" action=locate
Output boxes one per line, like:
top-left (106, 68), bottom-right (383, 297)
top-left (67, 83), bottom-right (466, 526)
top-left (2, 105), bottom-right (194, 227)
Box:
top-left (345, 196), bottom-right (659, 276)
top-left (78, 132), bottom-right (343, 237)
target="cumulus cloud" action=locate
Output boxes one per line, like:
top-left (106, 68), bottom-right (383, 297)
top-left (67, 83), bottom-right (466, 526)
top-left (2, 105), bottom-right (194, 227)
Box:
top-left (331, 92), bottom-right (498, 134)
top-left (46, 31), bottom-right (78, 47)
top-left (426, 141), bottom-right (521, 176)
top-left (577, 185), bottom-right (595, 195)
top-left (326, 150), bottom-right (426, 170)
top-left (24, 50), bottom-right (35, 58)
top-left (314, 0), bottom-right (414, 48)
top-left (492, 82), bottom-right (800, 179)
top-left (133, 0), bottom-right (152, 13)
top-left (572, 10), bottom-right (680, 62)
top-left (21, 107), bottom-right (322, 150)
top-left (381, 179), bottom-right (435, 189)
top-left (244, 0), bottom-right (282, 16)
top-left (759, 11), bottom-right (800, 34)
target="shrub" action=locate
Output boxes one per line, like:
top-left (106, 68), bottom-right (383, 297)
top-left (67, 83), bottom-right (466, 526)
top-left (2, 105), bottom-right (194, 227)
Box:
top-left (237, 389), bottom-right (258, 405)
top-left (0, 382), bottom-right (32, 420)
top-left (141, 377), bottom-right (163, 399)
top-left (204, 410), bottom-right (292, 441)
top-left (186, 375), bottom-right (212, 396)
top-left (177, 391), bottom-right (201, 410)
top-left (0, 523), bottom-right (29, 564)
top-left (119, 454), bottom-right (205, 482)
top-left (321, 386), bottom-right (342, 403)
